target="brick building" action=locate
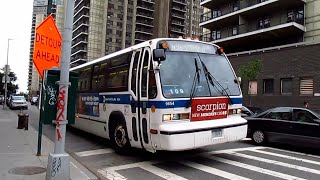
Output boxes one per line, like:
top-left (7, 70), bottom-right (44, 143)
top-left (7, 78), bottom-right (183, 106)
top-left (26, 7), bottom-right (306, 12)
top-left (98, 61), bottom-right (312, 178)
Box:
top-left (229, 42), bottom-right (320, 110)
top-left (199, 0), bottom-right (320, 109)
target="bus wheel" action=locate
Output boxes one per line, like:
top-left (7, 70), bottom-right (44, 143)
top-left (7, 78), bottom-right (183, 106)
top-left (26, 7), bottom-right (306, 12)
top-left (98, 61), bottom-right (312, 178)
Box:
top-left (110, 121), bottom-right (131, 154)
top-left (251, 130), bottom-right (267, 145)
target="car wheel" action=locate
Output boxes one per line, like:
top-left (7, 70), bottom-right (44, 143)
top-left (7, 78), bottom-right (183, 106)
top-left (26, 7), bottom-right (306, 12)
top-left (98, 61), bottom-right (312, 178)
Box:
top-left (110, 121), bottom-right (131, 154)
top-left (251, 130), bottom-right (267, 145)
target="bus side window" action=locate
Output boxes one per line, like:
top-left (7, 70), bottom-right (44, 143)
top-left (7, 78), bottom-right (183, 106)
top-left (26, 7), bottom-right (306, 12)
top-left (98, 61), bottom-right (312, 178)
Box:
top-left (131, 51), bottom-right (141, 95)
top-left (141, 50), bottom-right (150, 98)
top-left (148, 69), bottom-right (157, 99)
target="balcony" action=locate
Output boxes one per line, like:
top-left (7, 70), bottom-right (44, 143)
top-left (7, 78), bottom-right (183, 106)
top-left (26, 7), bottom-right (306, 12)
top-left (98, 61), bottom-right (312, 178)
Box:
top-left (73, 10), bottom-right (90, 25)
top-left (135, 28), bottom-right (153, 35)
top-left (172, 0), bottom-right (187, 5)
top-left (71, 56), bottom-right (87, 65)
top-left (74, 4), bottom-right (90, 17)
top-left (71, 47), bottom-right (87, 57)
top-left (200, 0), bottom-right (234, 9)
top-left (136, 11), bottom-right (154, 19)
top-left (172, 20), bottom-right (185, 27)
top-left (137, 2), bottom-right (154, 11)
top-left (73, 21), bottom-right (89, 32)
top-left (136, 20), bottom-right (154, 27)
top-left (72, 40), bottom-right (88, 49)
top-left (200, 0), bottom-right (305, 29)
top-left (72, 31), bottom-right (88, 40)
top-left (172, 6), bottom-right (186, 13)
top-left (140, 0), bottom-right (155, 4)
top-left (172, 12), bottom-right (185, 20)
top-left (171, 27), bottom-right (185, 34)
top-left (202, 16), bottom-right (305, 52)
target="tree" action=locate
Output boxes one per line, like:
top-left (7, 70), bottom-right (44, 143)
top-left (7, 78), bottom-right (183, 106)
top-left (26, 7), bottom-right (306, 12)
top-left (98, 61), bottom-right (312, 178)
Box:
top-left (238, 59), bottom-right (262, 106)
top-left (0, 71), bottom-right (19, 95)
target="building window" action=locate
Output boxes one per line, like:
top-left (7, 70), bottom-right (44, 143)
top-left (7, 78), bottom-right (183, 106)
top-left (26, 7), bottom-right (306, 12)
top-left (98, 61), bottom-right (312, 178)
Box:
top-left (211, 30), bottom-right (221, 40)
top-left (257, 17), bottom-right (270, 29)
top-left (212, 9), bottom-right (221, 18)
top-left (300, 77), bottom-right (313, 96)
top-left (248, 81), bottom-right (257, 95)
top-left (232, 26), bottom-right (238, 35)
top-left (233, 1), bottom-right (239, 11)
top-left (281, 78), bottom-right (292, 94)
top-left (263, 79), bottom-right (274, 94)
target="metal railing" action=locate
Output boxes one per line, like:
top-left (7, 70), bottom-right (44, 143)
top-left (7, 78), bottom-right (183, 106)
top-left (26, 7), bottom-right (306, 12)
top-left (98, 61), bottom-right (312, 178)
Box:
top-left (201, 0), bottom-right (271, 23)
top-left (201, 15), bottom-right (304, 42)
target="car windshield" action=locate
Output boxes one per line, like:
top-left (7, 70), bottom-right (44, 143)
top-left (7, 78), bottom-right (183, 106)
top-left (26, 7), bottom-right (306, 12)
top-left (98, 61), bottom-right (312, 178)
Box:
top-left (12, 96), bottom-right (25, 101)
top-left (159, 52), bottom-right (240, 98)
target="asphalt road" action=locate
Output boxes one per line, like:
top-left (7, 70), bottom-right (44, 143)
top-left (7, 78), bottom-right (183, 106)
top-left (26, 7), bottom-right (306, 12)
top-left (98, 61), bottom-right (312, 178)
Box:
top-left (15, 104), bottom-right (320, 180)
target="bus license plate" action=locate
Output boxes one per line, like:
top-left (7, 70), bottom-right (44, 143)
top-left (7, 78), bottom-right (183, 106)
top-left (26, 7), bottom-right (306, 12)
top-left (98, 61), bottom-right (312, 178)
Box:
top-left (212, 129), bottom-right (222, 138)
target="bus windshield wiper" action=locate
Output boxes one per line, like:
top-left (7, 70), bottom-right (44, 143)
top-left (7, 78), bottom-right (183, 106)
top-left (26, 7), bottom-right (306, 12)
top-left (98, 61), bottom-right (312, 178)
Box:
top-left (197, 54), bottom-right (233, 105)
top-left (186, 58), bottom-right (201, 108)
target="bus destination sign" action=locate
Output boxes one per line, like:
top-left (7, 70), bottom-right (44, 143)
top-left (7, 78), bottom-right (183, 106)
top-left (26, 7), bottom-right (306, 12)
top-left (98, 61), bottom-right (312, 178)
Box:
top-left (164, 40), bottom-right (217, 54)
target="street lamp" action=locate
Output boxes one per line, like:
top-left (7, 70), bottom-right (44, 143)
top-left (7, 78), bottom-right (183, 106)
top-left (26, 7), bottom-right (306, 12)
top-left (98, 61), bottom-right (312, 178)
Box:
top-left (3, 38), bottom-right (14, 110)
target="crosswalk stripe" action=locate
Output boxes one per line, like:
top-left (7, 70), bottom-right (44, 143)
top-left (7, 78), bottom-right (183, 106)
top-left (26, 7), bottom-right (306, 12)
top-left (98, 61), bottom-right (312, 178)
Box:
top-left (206, 155), bottom-right (306, 180)
top-left (139, 163), bottom-right (188, 180)
top-left (204, 146), bottom-right (265, 155)
top-left (233, 152), bottom-right (320, 175)
top-left (75, 148), bottom-right (114, 157)
top-left (181, 161), bottom-right (251, 180)
top-left (249, 149), bottom-right (320, 166)
top-left (97, 170), bottom-right (127, 180)
top-left (266, 147), bottom-right (320, 159)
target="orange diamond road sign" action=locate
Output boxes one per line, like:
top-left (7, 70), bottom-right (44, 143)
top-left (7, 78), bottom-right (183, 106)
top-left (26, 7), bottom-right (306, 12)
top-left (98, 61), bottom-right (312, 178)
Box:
top-left (33, 15), bottom-right (62, 78)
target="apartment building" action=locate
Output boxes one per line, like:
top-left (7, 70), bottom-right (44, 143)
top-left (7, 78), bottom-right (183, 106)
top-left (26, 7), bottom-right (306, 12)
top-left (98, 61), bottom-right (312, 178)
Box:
top-left (28, 2), bottom-right (59, 96)
top-left (200, 0), bottom-right (320, 109)
top-left (70, 0), bottom-right (202, 67)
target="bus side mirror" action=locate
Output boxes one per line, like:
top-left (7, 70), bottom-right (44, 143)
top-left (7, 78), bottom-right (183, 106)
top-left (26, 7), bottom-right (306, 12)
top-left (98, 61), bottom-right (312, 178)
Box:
top-left (153, 49), bottom-right (166, 61)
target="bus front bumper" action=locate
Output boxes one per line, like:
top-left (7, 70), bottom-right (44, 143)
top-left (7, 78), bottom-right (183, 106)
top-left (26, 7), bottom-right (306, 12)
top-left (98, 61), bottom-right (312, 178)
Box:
top-left (156, 122), bottom-right (247, 151)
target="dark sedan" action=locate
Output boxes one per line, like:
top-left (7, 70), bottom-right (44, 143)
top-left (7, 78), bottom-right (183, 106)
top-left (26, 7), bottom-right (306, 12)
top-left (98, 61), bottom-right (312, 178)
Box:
top-left (246, 107), bottom-right (320, 147)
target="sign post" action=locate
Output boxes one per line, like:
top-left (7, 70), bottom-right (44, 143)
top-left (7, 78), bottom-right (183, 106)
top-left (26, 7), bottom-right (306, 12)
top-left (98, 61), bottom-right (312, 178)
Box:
top-left (46, 0), bottom-right (75, 179)
top-left (33, 15), bottom-right (62, 158)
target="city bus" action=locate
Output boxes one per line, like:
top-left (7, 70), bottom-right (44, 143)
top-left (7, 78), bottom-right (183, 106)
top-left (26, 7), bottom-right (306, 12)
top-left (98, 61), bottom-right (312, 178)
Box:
top-left (70, 38), bottom-right (247, 153)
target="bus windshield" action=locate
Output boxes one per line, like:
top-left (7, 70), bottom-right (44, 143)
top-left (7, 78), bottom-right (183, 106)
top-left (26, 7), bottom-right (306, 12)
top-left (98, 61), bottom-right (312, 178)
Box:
top-left (159, 51), bottom-right (240, 98)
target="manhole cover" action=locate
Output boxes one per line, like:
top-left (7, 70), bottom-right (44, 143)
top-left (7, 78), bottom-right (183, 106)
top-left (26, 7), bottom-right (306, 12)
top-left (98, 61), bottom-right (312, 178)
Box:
top-left (8, 166), bottom-right (46, 175)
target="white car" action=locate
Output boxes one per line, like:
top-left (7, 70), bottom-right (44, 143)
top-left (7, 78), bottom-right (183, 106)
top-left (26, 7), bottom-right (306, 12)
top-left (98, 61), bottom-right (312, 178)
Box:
top-left (9, 96), bottom-right (28, 110)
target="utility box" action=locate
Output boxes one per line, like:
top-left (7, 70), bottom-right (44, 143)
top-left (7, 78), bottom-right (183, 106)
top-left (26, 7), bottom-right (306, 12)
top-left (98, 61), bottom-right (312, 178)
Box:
top-left (40, 69), bottom-right (78, 125)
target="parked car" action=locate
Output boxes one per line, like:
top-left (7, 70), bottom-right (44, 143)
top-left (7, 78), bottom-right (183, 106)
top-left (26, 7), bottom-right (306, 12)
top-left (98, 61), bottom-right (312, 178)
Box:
top-left (246, 107), bottom-right (320, 147)
top-left (246, 106), bottom-right (264, 114)
top-left (241, 106), bottom-right (255, 117)
top-left (9, 95), bottom-right (28, 110)
top-left (30, 96), bottom-right (38, 105)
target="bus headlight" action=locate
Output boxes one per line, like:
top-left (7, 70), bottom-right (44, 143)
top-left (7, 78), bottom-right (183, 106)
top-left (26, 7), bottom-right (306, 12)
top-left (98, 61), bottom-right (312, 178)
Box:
top-left (228, 108), bottom-right (242, 115)
top-left (163, 113), bottom-right (190, 121)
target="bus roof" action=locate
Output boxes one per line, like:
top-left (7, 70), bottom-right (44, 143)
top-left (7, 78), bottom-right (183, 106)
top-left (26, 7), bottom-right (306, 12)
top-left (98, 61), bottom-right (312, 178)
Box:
top-left (70, 38), bottom-right (219, 72)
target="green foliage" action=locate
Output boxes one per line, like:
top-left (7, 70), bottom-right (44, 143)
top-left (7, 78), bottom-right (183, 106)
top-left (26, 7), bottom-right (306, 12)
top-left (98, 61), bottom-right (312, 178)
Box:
top-left (0, 71), bottom-right (19, 95)
top-left (238, 59), bottom-right (262, 81)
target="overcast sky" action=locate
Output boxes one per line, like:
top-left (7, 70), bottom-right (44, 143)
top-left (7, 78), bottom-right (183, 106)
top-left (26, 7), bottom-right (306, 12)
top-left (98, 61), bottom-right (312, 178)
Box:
top-left (0, 0), bottom-right (33, 93)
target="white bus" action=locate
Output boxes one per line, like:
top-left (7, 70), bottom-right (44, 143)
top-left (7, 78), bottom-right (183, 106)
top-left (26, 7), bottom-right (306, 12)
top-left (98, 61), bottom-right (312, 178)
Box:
top-left (70, 38), bottom-right (247, 153)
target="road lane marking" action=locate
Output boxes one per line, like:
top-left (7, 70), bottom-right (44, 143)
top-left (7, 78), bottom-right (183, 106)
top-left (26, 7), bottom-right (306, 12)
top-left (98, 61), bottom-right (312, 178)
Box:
top-left (249, 149), bottom-right (320, 166)
top-left (97, 170), bottom-right (127, 180)
top-left (75, 148), bottom-right (114, 157)
top-left (233, 152), bottom-right (320, 175)
top-left (140, 163), bottom-right (188, 180)
top-left (206, 155), bottom-right (306, 180)
top-left (181, 161), bottom-right (251, 180)
top-left (265, 147), bottom-right (320, 159)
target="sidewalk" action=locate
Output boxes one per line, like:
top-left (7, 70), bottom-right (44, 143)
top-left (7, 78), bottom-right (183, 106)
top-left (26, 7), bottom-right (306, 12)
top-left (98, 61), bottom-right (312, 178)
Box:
top-left (0, 108), bottom-right (98, 180)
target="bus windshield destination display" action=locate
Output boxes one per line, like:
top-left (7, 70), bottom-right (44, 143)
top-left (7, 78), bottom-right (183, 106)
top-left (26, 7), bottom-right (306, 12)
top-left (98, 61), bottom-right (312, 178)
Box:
top-left (161, 40), bottom-right (217, 54)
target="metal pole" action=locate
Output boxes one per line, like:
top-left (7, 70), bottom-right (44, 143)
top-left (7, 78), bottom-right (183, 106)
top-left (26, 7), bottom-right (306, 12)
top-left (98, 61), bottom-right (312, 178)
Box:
top-left (46, 0), bottom-right (74, 179)
top-left (4, 39), bottom-right (12, 110)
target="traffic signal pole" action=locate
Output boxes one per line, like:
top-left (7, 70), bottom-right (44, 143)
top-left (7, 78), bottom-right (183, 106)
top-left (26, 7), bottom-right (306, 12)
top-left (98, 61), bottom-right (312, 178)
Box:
top-left (46, 0), bottom-right (75, 179)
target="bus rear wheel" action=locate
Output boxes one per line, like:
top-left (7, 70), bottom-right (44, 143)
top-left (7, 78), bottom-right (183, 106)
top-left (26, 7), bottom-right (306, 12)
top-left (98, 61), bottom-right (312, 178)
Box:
top-left (110, 121), bottom-right (131, 154)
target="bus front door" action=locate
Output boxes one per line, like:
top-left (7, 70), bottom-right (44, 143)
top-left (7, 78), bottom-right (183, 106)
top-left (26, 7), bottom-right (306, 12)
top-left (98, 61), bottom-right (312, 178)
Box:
top-left (129, 48), bottom-right (152, 151)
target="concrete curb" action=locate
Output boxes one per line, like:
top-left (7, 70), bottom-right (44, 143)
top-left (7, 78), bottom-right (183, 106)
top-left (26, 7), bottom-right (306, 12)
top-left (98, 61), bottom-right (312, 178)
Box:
top-left (19, 115), bottom-right (98, 180)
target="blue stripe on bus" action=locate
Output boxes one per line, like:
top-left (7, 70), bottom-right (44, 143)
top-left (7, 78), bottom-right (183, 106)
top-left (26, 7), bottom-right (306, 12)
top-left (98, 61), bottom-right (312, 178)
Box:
top-left (99, 94), bottom-right (242, 108)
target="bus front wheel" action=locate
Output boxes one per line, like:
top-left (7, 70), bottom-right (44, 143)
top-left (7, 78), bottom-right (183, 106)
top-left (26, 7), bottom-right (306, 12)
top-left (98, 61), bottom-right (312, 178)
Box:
top-left (110, 121), bottom-right (131, 154)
